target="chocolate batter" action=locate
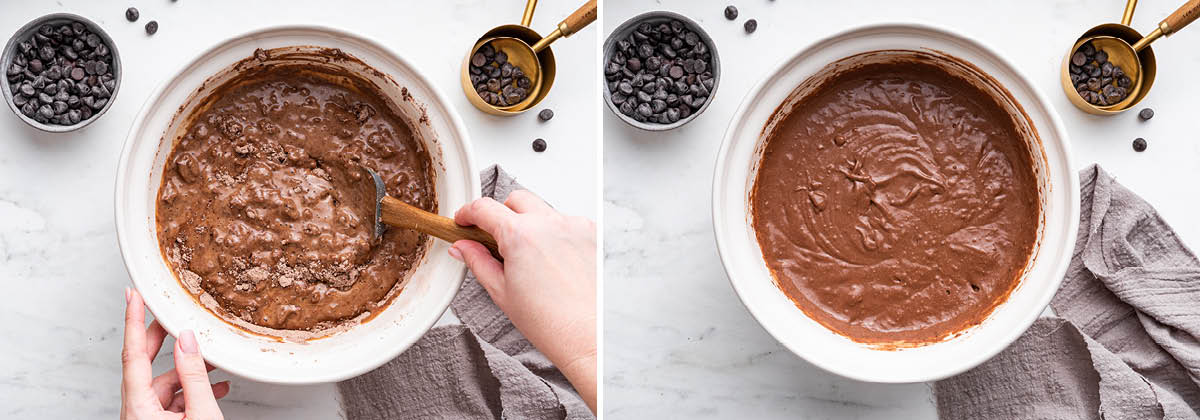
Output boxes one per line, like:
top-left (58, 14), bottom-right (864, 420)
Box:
top-left (752, 58), bottom-right (1040, 346)
top-left (156, 58), bottom-right (435, 335)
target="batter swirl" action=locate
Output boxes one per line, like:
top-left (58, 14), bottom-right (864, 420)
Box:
top-left (752, 59), bottom-right (1040, 345)
top-left (156, 59), bottom-right (435, 336)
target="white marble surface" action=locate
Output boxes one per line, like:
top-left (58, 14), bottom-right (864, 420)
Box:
top-left (603, 0), bottom-right (1200, 418)
top-left (0, 0), bottom-right (596, 418)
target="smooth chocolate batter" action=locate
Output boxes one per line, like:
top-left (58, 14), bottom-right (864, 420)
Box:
top-left (156, 58), bottom-right (434, 335)
top-left (752, 59), bottom-right (1040, 346)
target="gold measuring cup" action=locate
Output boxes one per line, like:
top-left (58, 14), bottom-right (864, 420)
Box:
top-left (1062, 0), bottom-right (1200, 114)
top-left (461, 0), bottom-right (598, 116)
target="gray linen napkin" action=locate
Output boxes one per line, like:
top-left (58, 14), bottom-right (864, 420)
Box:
top-left (936, 164), bottom-right (1200, 419)
top-left (337, 165), bottom-right (593, 420)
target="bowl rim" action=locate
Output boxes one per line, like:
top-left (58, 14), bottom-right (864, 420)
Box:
top-left (711, 21), bottom-right (1079, 383)
top-left (602, 10), bottom-right (720, 131)
top-left (1, 12), bottom-right (122, 133)
top-left (113, 24), bottom-right (477, 384)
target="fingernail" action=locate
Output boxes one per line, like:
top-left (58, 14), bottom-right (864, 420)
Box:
top-left (448, 246), bottom-right (463, 261)
top-left (124, 287), bottom-right (131, 303)
top-left (179, 330), bottom-right (199, 354)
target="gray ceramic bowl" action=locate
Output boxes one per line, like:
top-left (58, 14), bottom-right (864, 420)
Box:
top-left (2, 13), bottom-right (121, 133)
top-left (603, 11), bottom-right (720, 131)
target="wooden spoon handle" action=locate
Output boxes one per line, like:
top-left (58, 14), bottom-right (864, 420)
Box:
top-left (380, 196), bottom-right (501, 260)
top-left (1162, 0), bottom-right (1200, 35)
top-left (559, 0), bottom-right (597, 38)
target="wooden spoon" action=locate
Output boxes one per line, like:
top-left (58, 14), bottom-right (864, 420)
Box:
top-left (362, 167), bottom-right (501, 260)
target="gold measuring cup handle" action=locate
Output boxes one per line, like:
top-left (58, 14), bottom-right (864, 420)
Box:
top-left (530, 0), bottom-right (598, 53)
top-left (1132, 0), bottom-right (1200, 51)
top-left (1121, 0), bottom-right (1138, 26)
top-left (521, 0), bottom-right (538, 27)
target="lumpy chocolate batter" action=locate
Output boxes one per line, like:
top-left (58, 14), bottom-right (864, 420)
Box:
top-left (157, 57), bottom-right (434, 335)
top-left (752, 59), bottom-right (1040, 346)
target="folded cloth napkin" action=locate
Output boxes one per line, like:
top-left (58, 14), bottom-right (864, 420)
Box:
top-left (936, 164), bottom-right (1200, 419)
top-left (338, 165), bottom-right (593, 420)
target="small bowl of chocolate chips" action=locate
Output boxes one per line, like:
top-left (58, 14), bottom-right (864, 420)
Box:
top-left (2, 13), bottom-right (121, 132)
top-left (603, 11), bottom-right (719, 131)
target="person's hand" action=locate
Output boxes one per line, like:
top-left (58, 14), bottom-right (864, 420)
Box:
top-left (451, 190), bottom-right (597, 412)
top-left (121, 288), bottom-right (229, 420)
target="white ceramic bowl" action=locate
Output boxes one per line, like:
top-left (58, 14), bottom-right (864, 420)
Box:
top-left (114, 26), bottom-right (477, 384)
top-left (712, 23), bottom-right (1078, 383)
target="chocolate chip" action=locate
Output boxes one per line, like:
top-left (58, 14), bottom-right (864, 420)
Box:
top-left (1071, 51), bottom-right (1086, 66)
top-left (471, 52), bottom-right (485, 67)
top-left (1132, 137), bottom-right (1147, 152)
top-left (626, 57), bottom-right (642, 72)
top-left (145, 21), bottom-right (158, 35)
top-left (724, 5), bottom-right (738, 20)
top-left (1138, 108), bottom-right (1154, 121)
top-left (38, 45), bottom-right (55, 61)
top-left (532, 138), bottom-right (547, 152)
top-left (1094, 49), bottom-right (1108, 64)
top-left (1118, 75), bottom-right (1132, 88)
top-left (637, 103), bottom-right (652, 117)
top-left (126, 7), bottom-right (140, 22)
top-left (744, 19), bottom-right (758, 33)
top-left (538, 109), bottom-right (554, 122)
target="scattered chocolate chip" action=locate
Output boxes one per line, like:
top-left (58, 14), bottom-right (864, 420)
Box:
top-left (1138, 108), bottom-right (1154, 121)
top-left (538, 109), bottom-right (554, 122)
top-left (744, 19), bottom-right (758, 33)
top-left (532, 138), bottom-right (547, 152)
top-left (145, 21), bottom-right (158, 35)
top-left (1132, 137), bottom-right (1147, 152)
top-left (126, 7), bottom-right (139, 22)
top-left (724, 6), bottom-right (738, 20)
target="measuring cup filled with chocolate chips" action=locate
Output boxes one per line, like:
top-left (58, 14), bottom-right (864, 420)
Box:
top-left (1062, 0), bottom-right (1200, 114)
top-left (461, 0), bottom-right (597, 115)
